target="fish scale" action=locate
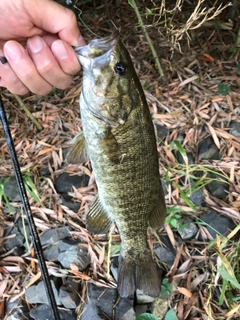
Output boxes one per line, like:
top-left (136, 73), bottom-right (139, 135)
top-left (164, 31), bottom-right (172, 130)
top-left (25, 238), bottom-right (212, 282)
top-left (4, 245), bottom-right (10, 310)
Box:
top-left (67, 31), bottom-right (166, 298)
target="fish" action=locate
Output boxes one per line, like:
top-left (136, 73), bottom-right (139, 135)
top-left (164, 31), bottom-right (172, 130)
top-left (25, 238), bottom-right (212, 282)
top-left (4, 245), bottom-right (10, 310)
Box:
top-left (67, 31), bottom-right (166, 298)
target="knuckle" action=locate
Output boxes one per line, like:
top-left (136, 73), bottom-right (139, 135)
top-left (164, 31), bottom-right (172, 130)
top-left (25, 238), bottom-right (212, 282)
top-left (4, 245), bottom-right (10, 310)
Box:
top-left (36, 61), bottom-right (52, 74)
top-left (55, 77), bottom-right (72, 90)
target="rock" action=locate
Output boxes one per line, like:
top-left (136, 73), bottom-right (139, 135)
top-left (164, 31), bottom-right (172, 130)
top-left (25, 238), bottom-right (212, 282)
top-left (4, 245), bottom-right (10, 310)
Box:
top-left (175, 150), bottom-right (194, 165)
top-left (110, 256), bottom-right (119, 282)
top-left (39, 165), bottom-right (51, 176)
top-left (154, 123), bottom-right (169, 140)
top-left (161, 178), bottom-right (169, 196)
top-left (122, 308), bottom-right (136, 320)
top-left (3, 176), bottom-right (21, 202)
top-left (177, 220), bottom-right (198, 240)
top-left (61, 193), bottom-right (81, 212)
top-left (136, 290), bottom-right (156, 304)
top-left (25, 279), bottom-right (61, 305)
top-left (81, 283), bottom-right (134, 320)
top-left (189, 189), bottom-right (205, 206)
top-left (200, 210), bottom-right (235, 238)
top-left (4, 226), bottom-right (25, 250)
top-left (40, 227), bottom-right (71, 245)
top-left (55, 172), bottom-right (89, 194)
top-left (59, 278), bottom-right (81, 309)
top-left (43, 242), bottom-right (61, 261)
top-left (206, 172), bottom-right (229, 199)
top-left (229, 120), bottom-right (240, 137)
top-left (29, 304), bottom-right (76, 320)
top-left (198, 136), bottom-right (220, 160)
top-left (154, 236), bottom-right (177, 269)
top-left (5, 298), bottom-right (31, 320)
top-left (58, 240), bottom-right (90, 270)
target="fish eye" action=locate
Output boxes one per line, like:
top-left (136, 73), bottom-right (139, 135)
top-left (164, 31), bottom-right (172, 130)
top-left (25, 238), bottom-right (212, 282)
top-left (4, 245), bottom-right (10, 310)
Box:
top-left (114, 62), bottom-right (126, 76)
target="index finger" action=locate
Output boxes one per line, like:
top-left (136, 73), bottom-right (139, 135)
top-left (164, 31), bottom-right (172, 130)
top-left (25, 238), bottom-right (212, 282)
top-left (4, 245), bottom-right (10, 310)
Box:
top-left (26, 0), bottom-right (86, 46)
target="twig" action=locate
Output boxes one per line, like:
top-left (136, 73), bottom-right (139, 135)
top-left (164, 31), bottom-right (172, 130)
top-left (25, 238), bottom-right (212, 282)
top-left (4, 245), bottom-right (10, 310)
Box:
top-left (128, 0), bottom-right (164, 77)
top-left (13, 94), bottom-right (43, 131)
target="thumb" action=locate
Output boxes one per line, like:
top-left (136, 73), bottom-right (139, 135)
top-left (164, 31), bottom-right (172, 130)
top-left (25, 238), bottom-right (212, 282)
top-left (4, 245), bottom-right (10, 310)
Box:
top-left (28, 0), bottom-right (86, 46)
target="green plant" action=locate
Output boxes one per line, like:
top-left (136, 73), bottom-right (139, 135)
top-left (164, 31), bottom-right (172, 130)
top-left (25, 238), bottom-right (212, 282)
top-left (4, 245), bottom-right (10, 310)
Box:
top-left (161, 278), bottom-right (173, 299)
top-left (165, 207), bottom-right (188, 230)
top-left (218, 83), bottom-right (230, 96)
top-left (137, 314), bottom-right (158, 320)
top-left (164, 309), bottom-right (178, 320)
top-left (0, 177), bottom-right (13, 212)
top-left (24, 171), bottom-right (44, 207)
top-left (206, 225), bottom-right (240, 318)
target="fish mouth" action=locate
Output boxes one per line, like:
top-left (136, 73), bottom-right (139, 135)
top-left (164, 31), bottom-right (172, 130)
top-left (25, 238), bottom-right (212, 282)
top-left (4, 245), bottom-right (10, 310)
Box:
top-left (74, 30), bottom-right (119, 59)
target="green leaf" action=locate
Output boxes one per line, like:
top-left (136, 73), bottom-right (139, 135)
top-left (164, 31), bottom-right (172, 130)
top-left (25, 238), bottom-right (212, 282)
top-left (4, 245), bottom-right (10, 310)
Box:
top-left (218, 265), bottom-right (240, 289)
top-left (161, 278), bottom-right (173, 299)
top-left (164, 309), bottom-right (178, 320)
top-left (237, 64), bottom-right (240, 74)
top-left (137, 314), bottom-right (158, 320)
top-left (218, 83), bottom-right (230, 96)
top-left (229, 46), bottom-right (237, 54)
top-left (128, 0), bottom-right (134, 8)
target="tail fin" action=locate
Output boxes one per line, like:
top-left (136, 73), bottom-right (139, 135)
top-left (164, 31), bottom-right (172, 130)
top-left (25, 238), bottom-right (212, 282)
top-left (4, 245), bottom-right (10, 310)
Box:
top-left (117, 251), bottom-right (161, 298)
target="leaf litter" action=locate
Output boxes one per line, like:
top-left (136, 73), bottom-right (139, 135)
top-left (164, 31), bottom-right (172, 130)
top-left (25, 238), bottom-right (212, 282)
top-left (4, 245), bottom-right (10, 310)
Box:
top-left (0, 1), bottom-right (240, 319)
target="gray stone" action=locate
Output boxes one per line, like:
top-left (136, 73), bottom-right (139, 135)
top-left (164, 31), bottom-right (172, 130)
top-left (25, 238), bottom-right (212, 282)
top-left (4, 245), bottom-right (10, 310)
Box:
top-left (161, 178), bottom-right (169, 196)
top-left (200, 210), bottom-right (235, 238)
top-left (229, 120), bottom-right (240, 137)
top-left (61, 194), bottom-right (81, 212)
top-left (136, 290), bottom-right (156, 304)
top-left (206, 172), bottom-right (229, 199)
top-left (198, 136), bottom-right (220, 160)
top-left (175, 151), bottom-right (194, 165)
top-left (5, 299), bottom-right (31, 320)
top-left (154, 123), bottom-right (169, 140)
top-left (4, 226), bottom-right (25, 250)
top-left (178, 221), bottom-right (198, 240)
top-left (154, 236), bottom-right (176, 269)
top-left (25, 279), bottom-right (61, 305)
top-left (3, 176), bottom-right (21, 202)
top-left (58, 240), bottom-right (90, 270)
top-left (122, 308), bottom-right (136, 320)
top-left (59, 278), bottom-right (81, 308)
top-left (55, 172), bottom-right (89, 194)
top-left (39, 165), bottom-right (51, 176)
top-left (189, 189), bottom-right (205, 206)
top-left (40, 227), bottom-right (71, 245)
top-left (30, 304), bottom-right (76, 320)
top-left (43, 243), bottom-right (61, 261)
top-left (81, 283), bottom-right (133, 320)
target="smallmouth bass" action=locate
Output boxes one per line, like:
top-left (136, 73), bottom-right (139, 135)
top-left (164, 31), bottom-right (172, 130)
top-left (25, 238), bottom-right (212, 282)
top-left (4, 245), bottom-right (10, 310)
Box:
top-left (67, 31), bottom-right (166, 298)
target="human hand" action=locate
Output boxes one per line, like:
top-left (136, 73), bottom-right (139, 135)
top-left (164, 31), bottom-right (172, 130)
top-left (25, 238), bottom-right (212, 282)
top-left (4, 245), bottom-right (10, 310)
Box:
top-left (0, 0), bottom-right (86, 95)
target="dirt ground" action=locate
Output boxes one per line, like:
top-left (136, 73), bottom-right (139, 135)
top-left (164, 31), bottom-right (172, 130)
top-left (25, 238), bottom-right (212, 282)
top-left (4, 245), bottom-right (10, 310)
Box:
top-left (0, 1), bottom-right (240, 319)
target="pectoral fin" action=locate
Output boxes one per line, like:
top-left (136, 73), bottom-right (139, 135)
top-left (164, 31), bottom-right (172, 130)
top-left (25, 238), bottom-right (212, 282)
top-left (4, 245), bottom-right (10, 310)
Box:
top-left (66, 132), bottom-right (89, 164)
top-left (87, 196), bottom-right (112, 234)
top-left (149, 190), bottom-right (166, 229)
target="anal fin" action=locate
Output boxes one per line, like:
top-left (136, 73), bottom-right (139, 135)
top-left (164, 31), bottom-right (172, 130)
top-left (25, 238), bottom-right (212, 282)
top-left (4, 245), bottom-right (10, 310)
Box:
top-left (87, 196), bottom-right (112, 234)
top-left (66, 132), bottom-right (89, 164)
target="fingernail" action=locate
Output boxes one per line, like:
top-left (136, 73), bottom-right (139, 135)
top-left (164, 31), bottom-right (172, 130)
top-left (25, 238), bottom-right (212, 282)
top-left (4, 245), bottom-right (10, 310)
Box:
top-left (4, 41), bottom-right (23, 62)
top-left (52, 40), bottom-right (68, 60)
top-left (77, 36), bottom-right (86, 46)
top-left (28, 36), bottom-right (44, 53)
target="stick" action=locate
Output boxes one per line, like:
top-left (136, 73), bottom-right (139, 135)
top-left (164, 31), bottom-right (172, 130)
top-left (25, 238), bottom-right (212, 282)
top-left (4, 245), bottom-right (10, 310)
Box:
top-left (129, 0), bottom-right (164, 77)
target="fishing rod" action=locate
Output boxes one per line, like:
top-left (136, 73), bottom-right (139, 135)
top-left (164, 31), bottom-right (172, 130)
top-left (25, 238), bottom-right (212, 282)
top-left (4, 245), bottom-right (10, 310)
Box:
top-left (0, 96), bottom-right (61, 320)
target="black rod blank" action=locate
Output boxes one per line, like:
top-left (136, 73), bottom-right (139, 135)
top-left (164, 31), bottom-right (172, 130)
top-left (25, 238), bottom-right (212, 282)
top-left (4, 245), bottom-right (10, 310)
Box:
top-left (0, 95), bottom-right (60, 320)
